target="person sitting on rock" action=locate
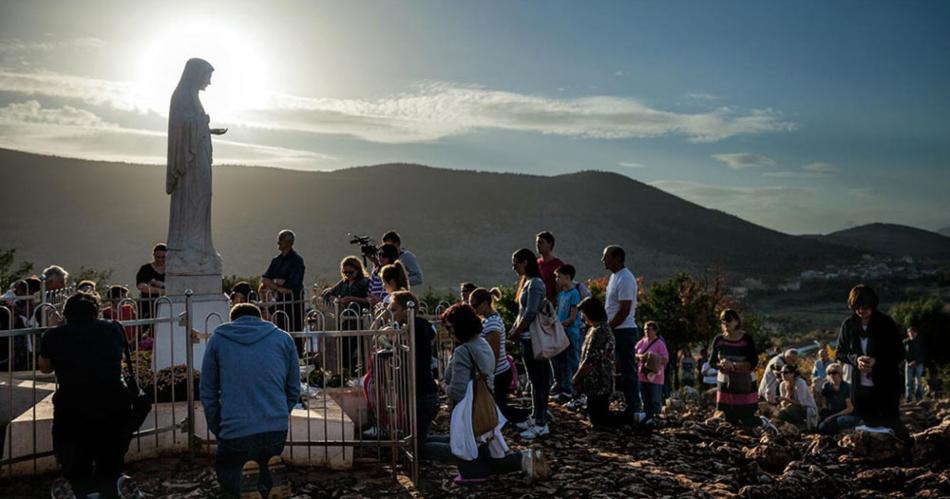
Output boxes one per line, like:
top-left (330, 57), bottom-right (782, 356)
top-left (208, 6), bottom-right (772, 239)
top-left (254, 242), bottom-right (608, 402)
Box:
top-left (759, 348), bottom-right (799, 404)
top-left (775, 365), bottom-right (817, 430)
top-left (817, 362), bottom-right (860, 434)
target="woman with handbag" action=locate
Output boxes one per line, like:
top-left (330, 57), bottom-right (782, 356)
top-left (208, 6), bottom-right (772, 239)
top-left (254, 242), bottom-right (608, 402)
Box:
top-left (38, 291), bottom-right (145, 499)
top-left (469, 287), bottom-right (531, 425)
top-left (424, 304), bottom-right (549, 483)
top-left (708, 309), bottom-right (760, 427)
top-left (635, 321), bottom-right (669, 425)
top-left (506, 248), bottom-right (552, 439)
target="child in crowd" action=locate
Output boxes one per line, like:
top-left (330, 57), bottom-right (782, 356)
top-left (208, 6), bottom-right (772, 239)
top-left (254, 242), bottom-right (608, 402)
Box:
top-left (552, 264), bottom-right (582, 404)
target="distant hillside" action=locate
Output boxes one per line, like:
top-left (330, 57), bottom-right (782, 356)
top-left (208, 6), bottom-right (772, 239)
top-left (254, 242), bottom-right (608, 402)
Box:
top-left (939, 226), bottom-right (950, 238)
top-left (0, 148), bottom-right (864, 289)
top-left (809, 223), bottom-right (950, 260)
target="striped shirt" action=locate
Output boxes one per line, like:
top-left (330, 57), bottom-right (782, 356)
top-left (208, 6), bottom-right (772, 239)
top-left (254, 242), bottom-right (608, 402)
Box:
top-left (368, 271), bottom-right (385, 300)
top-left (481, 312), bottom-right (510, 375)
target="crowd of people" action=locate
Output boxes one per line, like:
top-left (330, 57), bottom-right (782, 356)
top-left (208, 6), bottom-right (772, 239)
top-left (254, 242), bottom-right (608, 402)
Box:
top-left (1, 229), bottom-right (941, 498)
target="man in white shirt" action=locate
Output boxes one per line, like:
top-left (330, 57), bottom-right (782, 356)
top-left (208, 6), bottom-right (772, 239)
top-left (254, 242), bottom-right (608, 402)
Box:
top-left (602, 245), bottom-right (641, 416)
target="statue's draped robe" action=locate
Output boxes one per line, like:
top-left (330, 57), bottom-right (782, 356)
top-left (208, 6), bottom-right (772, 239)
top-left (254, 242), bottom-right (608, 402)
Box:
top-left (165, 59), bottom-right (222, 275)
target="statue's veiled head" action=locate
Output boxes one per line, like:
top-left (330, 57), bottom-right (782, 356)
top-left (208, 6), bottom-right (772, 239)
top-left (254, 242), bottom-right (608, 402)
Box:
top-left (177, 58), bottom-right (214, 92)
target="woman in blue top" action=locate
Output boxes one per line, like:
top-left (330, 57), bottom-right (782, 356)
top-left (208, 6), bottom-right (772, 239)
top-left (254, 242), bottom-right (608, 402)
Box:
top-left (506, 248), bottom-right (550, 439)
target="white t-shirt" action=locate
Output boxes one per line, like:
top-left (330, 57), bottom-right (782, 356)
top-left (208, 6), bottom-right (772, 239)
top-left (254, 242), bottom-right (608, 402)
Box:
top-left (606, 267), bottom-right (638, 330)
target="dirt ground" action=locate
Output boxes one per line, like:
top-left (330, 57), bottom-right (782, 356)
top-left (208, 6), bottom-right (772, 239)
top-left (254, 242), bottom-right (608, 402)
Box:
top-left (2, 396), bottom-right (948, 498)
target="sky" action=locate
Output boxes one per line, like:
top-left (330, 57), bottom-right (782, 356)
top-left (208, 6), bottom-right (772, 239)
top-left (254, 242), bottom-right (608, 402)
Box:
top-left (1, 0), bottom-right (948, 235)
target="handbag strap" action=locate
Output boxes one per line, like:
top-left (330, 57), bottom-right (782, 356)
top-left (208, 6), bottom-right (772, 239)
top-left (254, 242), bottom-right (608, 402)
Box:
top-left (467, 345), bottom-right (484, 380)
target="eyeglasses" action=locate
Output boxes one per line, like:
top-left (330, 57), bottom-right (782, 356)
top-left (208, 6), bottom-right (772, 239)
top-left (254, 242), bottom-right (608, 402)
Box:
top-left (828, 371), bottom-right (841, 376)
top-left (342, 270), bottom-right (355, 277)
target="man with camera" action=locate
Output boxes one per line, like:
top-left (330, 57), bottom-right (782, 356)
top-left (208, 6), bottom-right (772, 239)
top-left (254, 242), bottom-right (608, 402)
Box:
top-left (381, 230), bottom-right (423, 286)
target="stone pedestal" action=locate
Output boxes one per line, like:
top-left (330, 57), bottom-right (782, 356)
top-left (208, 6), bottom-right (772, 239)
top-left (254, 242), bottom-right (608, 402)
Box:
top-left (153, 293), bottom-right (229, 373)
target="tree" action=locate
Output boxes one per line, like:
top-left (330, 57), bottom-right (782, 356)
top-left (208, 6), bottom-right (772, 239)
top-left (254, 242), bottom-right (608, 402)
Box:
top-left (890, 297), bottom-right (950, 367)
top-left (0, 248), bottom-right (34, 289)
top-left (637, 271), bottom-right (728, 355)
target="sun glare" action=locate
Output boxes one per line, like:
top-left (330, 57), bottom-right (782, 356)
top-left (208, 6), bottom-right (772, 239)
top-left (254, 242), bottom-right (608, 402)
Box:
top-left (135, 19), bottom-right (271, 119)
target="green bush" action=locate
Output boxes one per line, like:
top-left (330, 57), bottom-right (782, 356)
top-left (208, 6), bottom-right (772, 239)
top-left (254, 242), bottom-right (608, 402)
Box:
top-left (890, 297), bottom-right (950, 368)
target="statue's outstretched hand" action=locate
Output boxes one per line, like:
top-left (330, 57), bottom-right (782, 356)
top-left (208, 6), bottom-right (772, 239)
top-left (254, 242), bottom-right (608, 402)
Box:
top-left (210, 128), bottom-right (228, 135)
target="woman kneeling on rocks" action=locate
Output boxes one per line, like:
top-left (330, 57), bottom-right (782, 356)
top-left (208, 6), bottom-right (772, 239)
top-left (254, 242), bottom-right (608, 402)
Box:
top-left (423, 303), bottom-right (550, 484)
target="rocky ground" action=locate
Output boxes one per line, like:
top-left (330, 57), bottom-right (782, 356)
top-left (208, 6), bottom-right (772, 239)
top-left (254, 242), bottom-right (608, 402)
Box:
top-left (2, 395), bottom-right (948, 498)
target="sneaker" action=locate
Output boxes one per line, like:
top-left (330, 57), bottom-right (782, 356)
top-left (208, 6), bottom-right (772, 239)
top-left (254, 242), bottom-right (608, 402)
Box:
top-left (50, 478), bottom-right (77, 499)
top-left (563, 395), bottom-right (587, 410)
top-left (266, 456), bottom-right (293, 499)
top-left (514, 418), bottom-right (533, 431)
top-left (116, 475), bottom-right (145, 499)
top-left (555, 392), bottom-right (572, 404)
top-left (240, 460), bottom-right (263, 499)
top-left (362, 425), bottom-right (387, 439)
top-left (519, 424), bottom-right (550, 440)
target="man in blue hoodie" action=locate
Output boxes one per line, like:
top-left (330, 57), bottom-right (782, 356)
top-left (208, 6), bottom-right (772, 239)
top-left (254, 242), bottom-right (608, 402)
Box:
top-left (200, 303), bottom-right (301, 498)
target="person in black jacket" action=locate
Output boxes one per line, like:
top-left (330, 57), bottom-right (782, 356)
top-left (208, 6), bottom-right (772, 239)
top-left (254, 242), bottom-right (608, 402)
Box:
top-left (834, 285), bottom-right (904, 429)
top-left (38, 292), bottom-right (142, 498)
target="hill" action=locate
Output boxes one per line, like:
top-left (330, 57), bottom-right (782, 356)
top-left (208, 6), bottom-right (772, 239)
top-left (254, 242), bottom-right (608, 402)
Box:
top-left (0, 148), bottom-right (864, 290)
top-left (810, 223), bottom-right (950, 260)
top-left (939, 226), bottom-right (950, 238)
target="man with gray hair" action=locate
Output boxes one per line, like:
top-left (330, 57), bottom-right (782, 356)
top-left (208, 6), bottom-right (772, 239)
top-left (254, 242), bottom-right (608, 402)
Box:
top-left (759, 348), bottom-right (799, 404)
top-left (42, 265), bottom-right (69, 292)
top-left (262, 230), bottom-right (305, 351)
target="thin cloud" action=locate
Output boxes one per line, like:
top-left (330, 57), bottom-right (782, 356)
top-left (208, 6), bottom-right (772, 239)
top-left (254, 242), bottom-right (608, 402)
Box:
top-left (0, 100), bottom-right (336, 168)
top-left (0, 99), bottom-right (115, 127)
top-left (763, 161), bottom-right (839, 178)
top-left (0, 70), bottom-right (145, 112)
top-left (0, 70), bottom-right (797, 144)
top-left (803, 162), bottom-right (838, 174)
top-left (712, 153), bottom-right (777, 169)
top-left (617, 161), bottom-right (648, 169)
top-left (685, 92), bottom-right (722, 101)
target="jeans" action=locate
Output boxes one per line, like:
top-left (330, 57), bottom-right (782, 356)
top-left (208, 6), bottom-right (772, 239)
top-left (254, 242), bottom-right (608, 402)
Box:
top-left (905, 363), bottom-right (924, 401)
top-left (640, 382), bottom-right (664, 420)
top-left (417, 392), bottom-right (440, 456)
top-left (215, 430), bottom-right (287, 498)
top-left (552, 329), bottom-right (582, 395)
top-left (613, 327), bottom-right (642, 413)
top-left (493, 368), bottom-right (530, 423)
top-left (818, 414), bottom-right (861, 435)
top-left (424, 436), bottom-right (523, 479)
top-left (520, 338), bottom-right (551, 425)
top-left (53, 418), bottom-right (127, 499)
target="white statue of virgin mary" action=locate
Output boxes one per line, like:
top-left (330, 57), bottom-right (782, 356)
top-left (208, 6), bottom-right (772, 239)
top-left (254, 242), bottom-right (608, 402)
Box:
top-left (165, 58), bottom-right (226, 277)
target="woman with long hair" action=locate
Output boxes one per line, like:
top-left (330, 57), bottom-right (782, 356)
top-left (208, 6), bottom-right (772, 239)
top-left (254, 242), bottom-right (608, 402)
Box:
top-left (506, 248), bottom-right (550, 439)
top-left (469, 287), bottom-right (529, 424)
top-left (424, 303), bottom-right (549, 483)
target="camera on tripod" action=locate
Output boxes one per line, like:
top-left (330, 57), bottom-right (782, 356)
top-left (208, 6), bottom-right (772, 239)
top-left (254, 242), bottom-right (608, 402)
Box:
top-left (348, 233), bottom-right (378, 260)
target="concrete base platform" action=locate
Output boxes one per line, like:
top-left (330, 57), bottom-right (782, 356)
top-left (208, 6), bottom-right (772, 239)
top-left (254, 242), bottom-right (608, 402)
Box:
top-left (2, 379), bottom-right (353, 476)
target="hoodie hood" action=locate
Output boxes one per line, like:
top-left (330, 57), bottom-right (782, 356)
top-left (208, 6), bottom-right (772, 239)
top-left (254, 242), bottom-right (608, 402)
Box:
top-left (214, 315), bottom-right (279, 345)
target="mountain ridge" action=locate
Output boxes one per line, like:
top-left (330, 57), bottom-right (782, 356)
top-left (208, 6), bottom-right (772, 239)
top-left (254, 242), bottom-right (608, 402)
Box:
top-left (0, 148), bottom-right (900, 290)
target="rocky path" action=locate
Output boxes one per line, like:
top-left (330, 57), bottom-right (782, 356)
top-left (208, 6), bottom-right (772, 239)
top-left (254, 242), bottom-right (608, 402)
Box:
top-left (2, 398), bottom-right (948, 498)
